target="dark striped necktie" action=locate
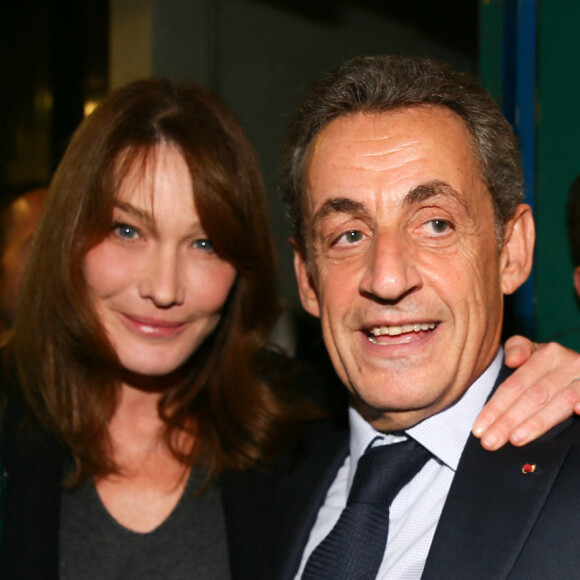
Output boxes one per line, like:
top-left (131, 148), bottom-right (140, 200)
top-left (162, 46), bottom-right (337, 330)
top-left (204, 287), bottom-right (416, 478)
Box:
top-left (302, 438), bottom-right (431, 579)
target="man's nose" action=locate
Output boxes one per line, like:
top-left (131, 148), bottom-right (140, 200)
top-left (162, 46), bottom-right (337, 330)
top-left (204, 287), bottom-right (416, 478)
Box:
top-left (359, 231), bottom-right (421, 303)
top-left (138, 247), bottom-right (185, 308)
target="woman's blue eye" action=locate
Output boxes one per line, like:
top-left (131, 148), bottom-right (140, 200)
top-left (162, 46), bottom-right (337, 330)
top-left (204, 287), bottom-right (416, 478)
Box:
top-left (114, 224), bottom-right (139, 239)
top-left (194, 239), bottom-right (214, 251)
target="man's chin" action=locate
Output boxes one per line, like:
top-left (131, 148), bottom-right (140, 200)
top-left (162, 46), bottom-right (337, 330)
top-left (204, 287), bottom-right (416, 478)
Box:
top-left (349, 388), bottom-right (446, 432)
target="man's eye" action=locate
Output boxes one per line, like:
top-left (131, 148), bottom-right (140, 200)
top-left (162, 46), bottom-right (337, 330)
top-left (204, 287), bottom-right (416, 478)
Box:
top-left (193, 239), bottom-right (214, 251)
top-left (425, 220), bottom-right (450, 234)
top-left (113, 223), bottom-right (140, 239)
top-left (336, 230), bottom-right (364, 245)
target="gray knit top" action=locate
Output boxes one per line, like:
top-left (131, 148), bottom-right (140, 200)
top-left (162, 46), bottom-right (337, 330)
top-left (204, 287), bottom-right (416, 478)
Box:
top-left (59, 467), bottom-right (230, 579)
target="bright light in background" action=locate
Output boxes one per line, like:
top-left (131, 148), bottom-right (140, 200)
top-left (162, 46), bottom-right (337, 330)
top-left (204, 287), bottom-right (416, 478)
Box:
top-left (84, 99), bottom-right (100, 117)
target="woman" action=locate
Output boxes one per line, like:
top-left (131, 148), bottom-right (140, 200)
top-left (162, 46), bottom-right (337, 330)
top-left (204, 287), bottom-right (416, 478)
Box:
top-left (0, 79), bottom-right (302, 579)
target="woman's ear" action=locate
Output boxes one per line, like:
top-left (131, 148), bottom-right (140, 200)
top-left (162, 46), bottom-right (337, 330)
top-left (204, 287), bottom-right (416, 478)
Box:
top-left (500, 204), bottom-right (535, 295)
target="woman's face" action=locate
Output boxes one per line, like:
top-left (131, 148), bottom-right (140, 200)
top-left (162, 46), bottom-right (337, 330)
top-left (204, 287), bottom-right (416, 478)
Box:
top-left (84, 144), bottom-right (237, 379)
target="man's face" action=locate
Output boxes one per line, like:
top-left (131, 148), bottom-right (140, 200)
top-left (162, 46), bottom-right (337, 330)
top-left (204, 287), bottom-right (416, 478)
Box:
top-left (294, 106), bottom-right (532, 431)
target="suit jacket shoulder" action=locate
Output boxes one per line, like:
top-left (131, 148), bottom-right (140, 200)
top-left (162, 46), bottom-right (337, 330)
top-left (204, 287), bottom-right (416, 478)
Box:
top-left (423, 414), bottom-right (580, 579)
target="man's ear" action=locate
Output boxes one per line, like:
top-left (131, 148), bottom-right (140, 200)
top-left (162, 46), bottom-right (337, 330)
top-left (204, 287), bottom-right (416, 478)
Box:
top-left (500, 203), bottom-right (535, 295)
top-left (291, 238), bottom-right (321, 318)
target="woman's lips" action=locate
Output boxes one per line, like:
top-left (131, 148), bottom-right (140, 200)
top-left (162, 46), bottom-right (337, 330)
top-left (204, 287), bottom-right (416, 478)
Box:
top-left (121, 313), bottom-right (188, 338)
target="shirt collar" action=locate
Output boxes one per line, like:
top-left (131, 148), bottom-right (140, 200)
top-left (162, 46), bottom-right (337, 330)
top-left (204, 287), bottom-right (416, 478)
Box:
top-left (347, 348), bottom-right (503, 491)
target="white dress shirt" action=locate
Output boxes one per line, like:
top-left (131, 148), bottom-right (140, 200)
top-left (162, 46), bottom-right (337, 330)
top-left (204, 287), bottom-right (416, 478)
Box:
top-left (295, 349), bottom-right (503, 580)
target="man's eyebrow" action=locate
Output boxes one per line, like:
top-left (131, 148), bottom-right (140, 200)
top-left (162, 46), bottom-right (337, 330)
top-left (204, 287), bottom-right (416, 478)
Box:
top-left (309, 182), bottom-right (470, 229)
top-left (310, 197), bottom-right (367, 229)
top-left (404, 180), bottom-right (470, 215)
top-left (114, 200), bottom-right (154, 225)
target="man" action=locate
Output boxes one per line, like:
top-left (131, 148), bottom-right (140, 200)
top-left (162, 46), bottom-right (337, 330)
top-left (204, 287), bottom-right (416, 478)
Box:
top-left (261, 55), bottom-right (580, 579)
top-left (0, 186), bottom-right (47, 332)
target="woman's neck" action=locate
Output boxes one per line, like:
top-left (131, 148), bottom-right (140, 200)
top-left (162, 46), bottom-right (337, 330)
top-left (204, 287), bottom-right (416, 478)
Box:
top-left (107, 384), bottom-right (167, 464)
top-left (114, 381), bottom-right (164, 424)
top-left (97, 384), bottom-right (194, 533)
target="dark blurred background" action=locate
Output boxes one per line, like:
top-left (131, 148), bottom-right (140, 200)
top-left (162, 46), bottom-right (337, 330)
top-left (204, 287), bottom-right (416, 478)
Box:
top-left (2, 0), bottom-right (580, 350)
top-left (0, 0), bottom-right (477, 188)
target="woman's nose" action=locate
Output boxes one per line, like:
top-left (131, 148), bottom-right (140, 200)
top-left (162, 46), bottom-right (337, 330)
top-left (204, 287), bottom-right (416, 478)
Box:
top-left (138, 247), bottom-right (185, 307)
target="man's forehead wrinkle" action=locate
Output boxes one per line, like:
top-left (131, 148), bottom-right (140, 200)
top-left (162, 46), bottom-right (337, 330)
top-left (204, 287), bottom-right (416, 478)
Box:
top-left (352, 133), bottom-right (420, 157)
top-left (359, 143), bottom-right (415, 163)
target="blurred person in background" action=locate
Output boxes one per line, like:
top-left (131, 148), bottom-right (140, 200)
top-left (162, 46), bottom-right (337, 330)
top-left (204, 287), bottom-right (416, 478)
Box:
top-left (0, 186), bottom-right (47, 332)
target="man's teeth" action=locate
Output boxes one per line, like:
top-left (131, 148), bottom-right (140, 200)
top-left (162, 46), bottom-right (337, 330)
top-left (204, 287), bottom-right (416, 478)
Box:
top-left (370, 323), bottom-right (436, 337)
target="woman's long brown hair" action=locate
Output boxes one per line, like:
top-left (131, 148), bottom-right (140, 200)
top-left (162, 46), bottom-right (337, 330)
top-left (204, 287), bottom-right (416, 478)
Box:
top-left (8, 79), bottom-right (297, 485)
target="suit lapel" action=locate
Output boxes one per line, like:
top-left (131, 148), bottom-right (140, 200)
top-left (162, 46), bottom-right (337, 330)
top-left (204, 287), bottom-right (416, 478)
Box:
top-left (422, 420), bottom-right (575, 580)
top-left (270, 428), bottom-right (349, 580)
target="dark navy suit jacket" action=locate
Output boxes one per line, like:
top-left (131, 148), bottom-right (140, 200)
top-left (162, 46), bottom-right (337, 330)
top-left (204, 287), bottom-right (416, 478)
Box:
top-left (236, 365), bottom-right (580, 579)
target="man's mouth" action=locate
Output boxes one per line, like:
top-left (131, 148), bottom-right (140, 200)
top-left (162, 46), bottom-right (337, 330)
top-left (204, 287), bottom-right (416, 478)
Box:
top-left (367, 322), bottom-right (437, 343)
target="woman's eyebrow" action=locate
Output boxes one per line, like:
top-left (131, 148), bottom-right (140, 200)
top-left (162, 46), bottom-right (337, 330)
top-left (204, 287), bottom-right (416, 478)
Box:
top-left (113, 201), bottom-right (155, 226)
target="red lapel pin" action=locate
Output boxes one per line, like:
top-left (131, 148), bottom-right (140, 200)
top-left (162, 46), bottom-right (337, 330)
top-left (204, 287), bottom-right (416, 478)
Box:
top-left (522, 463), bottom-right (537, 474)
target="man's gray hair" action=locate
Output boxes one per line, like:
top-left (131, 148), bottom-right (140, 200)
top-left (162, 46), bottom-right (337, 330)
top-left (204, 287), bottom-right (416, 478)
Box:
top-left (280, 54), bottom-right (524, 254)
